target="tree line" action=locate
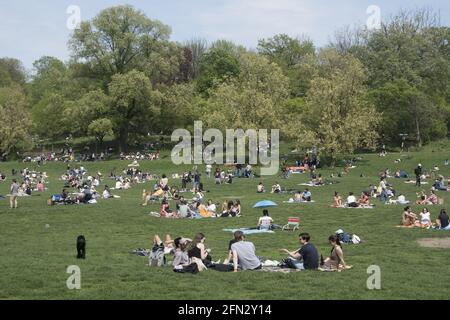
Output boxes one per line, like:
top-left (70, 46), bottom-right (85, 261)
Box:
top-left (0, 5), bottom-right (449, 161)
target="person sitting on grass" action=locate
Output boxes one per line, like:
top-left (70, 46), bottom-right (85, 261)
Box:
top-left (102, 185), bottom-right (113, 199)
top-left (435, 209), bottom-right (450, 230)
top-left (426, 190), bottom-right (439, 205)
top-left (332, 192), bottom-right (343, 207)
top-left (279, 233), bottom-right (319, 270)
top-left (400, 206), bottom-right (418, 228)
top-left (187, 233), bottom-right (213, 267)
top-left (256, 209), bottom-right (280, 230)
top-left (271, 182), bottom-right (281, 193)
top-left (302, 188), bottom-right (312, 202)
top-left (319, 235), bottom-right (352, 272)
top-left (36, 181), bottom-right (45, 192)
top-left (346, 192), bottom-right (358, 208)
top-left (160, 198), bottom-right (178, 218)
top-left (231, 231), bottom-right (262, 272)
top-left (419, 208), bottom-right (432, 228)
top-left (358, 191), bottom-right (370, 207)
top-left (257, 182), bottom-right (265, 193)
top-left (416, 191), bottom-right (427, 205)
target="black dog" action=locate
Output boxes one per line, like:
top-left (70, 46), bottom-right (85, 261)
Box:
top-left (77, 235), bottom-right (86, 259)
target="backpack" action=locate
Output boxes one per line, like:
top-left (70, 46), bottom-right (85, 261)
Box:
top-left (149, 246), bottom-right (166, 267)
top-left (338, 232), bottom-right (352, 244)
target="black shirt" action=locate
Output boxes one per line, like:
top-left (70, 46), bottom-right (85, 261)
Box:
top-left (299, 243), bottom-right (319, 270)
top-left (228, 239), bottom-right (238, 251)
top-left (439, 216), bottom-right (449, 229)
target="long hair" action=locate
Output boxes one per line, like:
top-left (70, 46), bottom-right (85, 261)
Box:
top-left (439, 209), bottom-right (448, 220)
top-left (187, 233), bottom-right (205, 251)
top-left (329, 234), bottom-right (342, 248)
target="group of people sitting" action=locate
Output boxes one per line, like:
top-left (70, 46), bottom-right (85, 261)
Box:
top-left (120, 151), bottom-right (160, 161)
top-left (155, 197), bottom-right (242, 219)
top-left (415, 190), bottom-right (441, 205)
top-left (331, 192), bottom-right (372, 208)
top-left (151, 231), bottom-right (350, 273)
top-left (400, 207), bottom-right (450, 230)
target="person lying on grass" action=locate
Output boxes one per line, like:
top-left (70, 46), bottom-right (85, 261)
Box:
top-left (173, 237), bottom-right (192, 268)
top-left (279, 233), bottom-right (319, 270)
top-left (319, 235), bottom-right (352, 272)
top-left (152, 234), bottom-right (175, 255)
top-left (230, 231), bottom-right (262, 272)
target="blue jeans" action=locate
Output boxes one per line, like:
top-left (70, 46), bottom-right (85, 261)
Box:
top-left (288, 257), bottom-right (305, 270)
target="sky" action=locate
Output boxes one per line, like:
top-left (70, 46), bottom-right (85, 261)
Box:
top-left (0, 0), bottom-right (449, 70)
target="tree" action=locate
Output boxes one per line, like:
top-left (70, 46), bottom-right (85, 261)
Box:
top-left (258, 34), bottom-right (316, 97)
top-left (183, 38), bottom-right (208, 79)
top-left (108, 70), bottom-right (159, 151)
top-left (0, 58), bottom-right (26, 86)
top-left (301, 49), bottom-right (380, 165)
top-left (0, 87), bottom-right (31, 157)
top-left (347, 9), bottom-right (450, 146)
top-left (63, 89), bottom-right (110, 137)
top-left (29, 56), bottom-right (67, 103)
top-left (69, 5), bottom-right (171, 82)
top-left (31, 94), bottom-right (70, 140)
top-left (201, 53), bottom-right (289, 131)
top-left (196, 40), bottom-right (241, 95)
top-left (88, 118), bottom-right (113, 151)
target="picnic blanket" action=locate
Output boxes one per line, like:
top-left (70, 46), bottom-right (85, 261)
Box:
top-left (223, 228), bottom-right (274, 235)
top-left (258, 266), bottom-right (299, 273)
top-left (283, 200), bottom-right (316, 204)
top-left (298, 183), bottom-right (323, 187)
top-left (344, 205), bottom-right (375, 209)
top-left (404, 181), bottom-right (428, 184)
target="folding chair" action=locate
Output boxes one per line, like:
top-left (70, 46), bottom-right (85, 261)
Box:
top-left (282, 217), bottom-right (300, 231)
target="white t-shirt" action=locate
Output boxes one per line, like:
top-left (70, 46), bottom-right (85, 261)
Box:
top-left (397, 195), bottom-right (406, 203)
top-left (160, 178), bottom-right (168, 187)
top-left (102, 190), bottom-right (111, 199)
top-left (347, 195), bottom-right (357, 204)
top-left (420, 212), bottom-right (431, 222)
top-left (207, 203), bottom-right (216, 213)
top-left (258, 216), bottom-right (273, 227)
top-left (206, 165), bottom-right (212, 173)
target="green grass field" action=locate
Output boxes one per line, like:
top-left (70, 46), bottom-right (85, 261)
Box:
top-left (1, 148), bottom-right (450, 300)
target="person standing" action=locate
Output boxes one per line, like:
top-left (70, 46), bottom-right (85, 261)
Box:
top-left (10, 179), bottom-right (20, 209)
top-left (415, 164), bottom-right (422, 187)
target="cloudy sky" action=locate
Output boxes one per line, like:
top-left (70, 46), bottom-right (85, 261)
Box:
top-left (0, 0), bottom-right (449, 70)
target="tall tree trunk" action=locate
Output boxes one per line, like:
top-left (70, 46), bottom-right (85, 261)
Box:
top-left (415, 113), bottom-right (422, 148)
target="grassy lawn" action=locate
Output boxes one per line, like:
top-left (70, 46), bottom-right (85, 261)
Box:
top-left (1, 149), bottom-right (450, 300)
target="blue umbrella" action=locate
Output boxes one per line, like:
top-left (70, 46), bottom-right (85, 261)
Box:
top-left (253, 200), bottom-right (278, 208)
